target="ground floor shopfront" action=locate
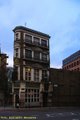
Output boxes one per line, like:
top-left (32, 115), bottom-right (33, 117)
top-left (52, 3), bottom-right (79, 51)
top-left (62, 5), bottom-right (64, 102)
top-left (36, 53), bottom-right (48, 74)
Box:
top-left (12, 80), bottom-right (51, 108)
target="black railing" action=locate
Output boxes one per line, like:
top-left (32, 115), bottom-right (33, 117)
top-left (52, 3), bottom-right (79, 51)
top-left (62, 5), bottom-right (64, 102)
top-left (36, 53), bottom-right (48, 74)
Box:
top-left (24, 39), bottom-right (48, 49)
top-left (23, 56), bottom-right (49, 63)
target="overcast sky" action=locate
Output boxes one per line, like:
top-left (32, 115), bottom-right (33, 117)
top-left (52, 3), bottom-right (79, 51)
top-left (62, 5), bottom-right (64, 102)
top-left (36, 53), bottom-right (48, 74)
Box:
top-left (0, 0), bottom-right (80, 68)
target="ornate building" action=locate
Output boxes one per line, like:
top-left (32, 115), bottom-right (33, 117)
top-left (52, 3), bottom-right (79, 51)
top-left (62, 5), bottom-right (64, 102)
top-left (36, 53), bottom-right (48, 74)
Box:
top-left (12, 26), bottom-right (50, 107)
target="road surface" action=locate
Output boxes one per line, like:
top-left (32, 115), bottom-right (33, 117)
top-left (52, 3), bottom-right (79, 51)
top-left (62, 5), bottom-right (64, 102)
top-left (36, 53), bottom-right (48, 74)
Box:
top-left (0, 107), bottom-right (80, 120)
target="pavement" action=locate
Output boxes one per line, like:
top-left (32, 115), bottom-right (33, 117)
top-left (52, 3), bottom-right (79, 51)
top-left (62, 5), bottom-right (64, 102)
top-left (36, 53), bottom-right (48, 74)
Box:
top-left (0, 106), bottom-right (80, 111)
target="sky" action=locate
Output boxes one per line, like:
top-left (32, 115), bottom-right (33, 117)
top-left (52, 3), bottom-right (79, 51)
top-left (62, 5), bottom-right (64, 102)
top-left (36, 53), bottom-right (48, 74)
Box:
top-left (0, 0), bottom-right (80, 68)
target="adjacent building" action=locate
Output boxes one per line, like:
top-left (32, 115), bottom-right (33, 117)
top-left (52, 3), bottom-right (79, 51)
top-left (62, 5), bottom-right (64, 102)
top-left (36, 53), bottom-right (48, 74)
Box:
top-left (0, 51), bottom-right (8, 106)
top-left (62, 50), bottom-right (80, 71)
top-left (12, 26), bottom-right (50, 107)
top-left (7, 67), bottom-right (13, 105)
top-left (49, 68), bottom-right (80, 106)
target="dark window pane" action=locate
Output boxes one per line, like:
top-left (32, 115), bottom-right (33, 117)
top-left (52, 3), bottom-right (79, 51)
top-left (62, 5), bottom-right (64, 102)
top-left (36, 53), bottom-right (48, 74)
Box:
top-left (41, 39), bottom-right (47, 47)
top-left (33, 37), bottom-right (40, 45)
top-left (42, 53), bottom-right (47, 61)
top-left (34, 51), bottom-right (40, 60)
top-left (25, 34), bottom-right (32, 43)
top-left (25, 49), bottom-right (32, 58)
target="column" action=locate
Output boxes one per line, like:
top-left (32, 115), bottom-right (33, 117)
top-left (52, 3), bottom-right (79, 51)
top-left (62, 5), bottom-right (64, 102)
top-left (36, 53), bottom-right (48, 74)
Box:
top-left (39, 69), bottom-right (42, 82)
top-left (31, 68), bottom-right (34, 81)
top-left (18, 66), bottom-right (20, 80)
top-left (23, 67), bottom-right (25, 80)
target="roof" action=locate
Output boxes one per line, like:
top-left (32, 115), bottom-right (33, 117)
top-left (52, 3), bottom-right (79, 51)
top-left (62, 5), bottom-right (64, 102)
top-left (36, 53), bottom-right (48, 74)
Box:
top-left (13, 26), bottom-right (50, 38)
top-left (63, 50), bottom-right (80, 65)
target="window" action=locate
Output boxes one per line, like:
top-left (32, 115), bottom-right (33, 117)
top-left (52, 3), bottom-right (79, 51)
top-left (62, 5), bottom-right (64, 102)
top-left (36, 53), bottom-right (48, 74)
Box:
top-left (74, 62), bottom-right (76, 66)
top-left (71, 63), bottom-right (73, 67)
top-left (15, 32), bottom-right (20, 40)
top-left (42, 70), bottom-right (47, 79)
top-left (34, 51), bottom-right (40, 60)
top-left (34, 69), bottom-right (39, 82)
top-left (41, 39), bottom-right (47, 47)
top-left (42, 53), bottom-right (47, 61)
top-left (77, 68), bottom-right (79, 71)
top-left (33, 37), bottom-right (40, 45)
top-left (15, 48), bottom-right (19, 57)
top-left (77, 61), bottom-right (79, 65)
top-left (25, 88), bottom-right (39, 103)
top-left (25, 49), bottom-right (32, 58)
top-left (69, 64), bottom-right (71, 68)
top-left (25, 68), bottom-right (31, 81)
top-left (67, 66), bottom-right (69, 69)
top-left (25, 34), bottom-right (32, 43)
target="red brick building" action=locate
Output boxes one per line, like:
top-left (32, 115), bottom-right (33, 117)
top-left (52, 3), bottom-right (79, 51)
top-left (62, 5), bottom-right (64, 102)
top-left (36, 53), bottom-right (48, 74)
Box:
top-left (62, 50), bottom-right (80, 71)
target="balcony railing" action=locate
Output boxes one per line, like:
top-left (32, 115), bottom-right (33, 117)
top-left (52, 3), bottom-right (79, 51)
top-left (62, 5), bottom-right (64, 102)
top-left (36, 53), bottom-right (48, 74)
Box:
top-left (24, 39), bottom-right (49, 49)
top-left (23, 56), bottom-right (49, 63)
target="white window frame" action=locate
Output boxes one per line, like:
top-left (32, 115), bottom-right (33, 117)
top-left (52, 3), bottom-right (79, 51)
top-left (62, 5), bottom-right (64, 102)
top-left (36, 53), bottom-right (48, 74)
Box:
top-left (34, 51), bottom-right (40, 60)
top-left (14, 48), bottom-right (20, 58)
top-left (42, 53), bottom-right (47, 61)
top-left (25, 88), bottom-right (39, 103)
top-left (25, 67), bottom-right (31, 81)
top-left (42, 69), bottom-right (48, 79)
top-left (24, 33), bottom-right (32, 43)
top-left (34, 69), bottom-right (39, 82)
top-left (33, 37), bottom-right (40, 45)
top-left (25, 49), bottom-right (32, 59)
top-left (41, 39), bottom-right (48, 47)
top-left (14, 32), bottom-right (20, 40)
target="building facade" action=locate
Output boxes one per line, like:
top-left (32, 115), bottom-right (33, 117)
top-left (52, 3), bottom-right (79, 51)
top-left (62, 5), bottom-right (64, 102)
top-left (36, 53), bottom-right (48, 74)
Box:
top-left (7, 67), bottom-right (13, 106)
top-left (12, 26), bottom-right (50, 107)
top-left (0, 52), bottom-right (8, 106)
top-left (49, 68), bottom-right (80, 106)
top-left (62, 50), bottom-right (80, 71)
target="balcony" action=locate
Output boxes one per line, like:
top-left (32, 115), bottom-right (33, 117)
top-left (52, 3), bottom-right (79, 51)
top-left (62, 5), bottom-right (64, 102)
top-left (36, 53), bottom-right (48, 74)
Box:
top-left (24, 39), bottom-right (49, 49)
top-left (23, 56), bottom-right (49, 64)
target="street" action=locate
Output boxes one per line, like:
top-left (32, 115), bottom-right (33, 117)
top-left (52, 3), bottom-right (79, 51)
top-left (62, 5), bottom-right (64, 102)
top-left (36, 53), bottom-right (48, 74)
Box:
top-left (0, 107), bottom-right (80, 120)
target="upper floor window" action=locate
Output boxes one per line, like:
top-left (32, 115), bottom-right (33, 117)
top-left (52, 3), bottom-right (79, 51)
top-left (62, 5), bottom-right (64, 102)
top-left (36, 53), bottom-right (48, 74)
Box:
top-left (33, 37), bottom-right (40, 45)
top-left (34, 51), bottom-right (40, 60)
top-left (15, 48), bottom-right (19, 57)
top-left (34, 69), bottom-right (39, 82)
top-left (77, 61), bottom-right (79, 65)
top-left (71, 63), bottom-right (73, 67)
top-left (42, 70), bottom-right (47, 79)
top-left (42, 53), bottom-right (47, 61)
top-left (41, 39), bottom-right (47, 47)
top-left (74, 62), bottom-right (76, 66)
top-left (25, 68), bottom-right (31, 81)
top-left (25, 34), bottom-right (32, 43)
top-left (25, 49), bottom-right (32, 59)
top-left (67, 66), bottom-right (69, 69)
top-left (15, 32), bottom-right (20, 40)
